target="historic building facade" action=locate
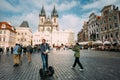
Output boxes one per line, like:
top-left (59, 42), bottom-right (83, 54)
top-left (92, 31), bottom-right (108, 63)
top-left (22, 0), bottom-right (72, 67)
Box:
top-left (77, 29), bottom-right (83, 42)
top-left (0, 22), bottom-right (16, 49)
top-left (100, 5), bottom-right (120, 43)
top-left (15, 21), bottom-right (32, 46)
top-left (33, 6), bottom-right (74, 46)
top-left (88, 13), bottom-right (100, 41)
top-left (78, 5), bottom-right (120, 44)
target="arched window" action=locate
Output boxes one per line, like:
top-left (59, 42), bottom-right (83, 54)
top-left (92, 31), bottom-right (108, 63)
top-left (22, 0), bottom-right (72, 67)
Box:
top-left (54, 18), bottom-right (56, 23)
top-left (41, 18), bottom-right (43, 23)
top-left (116, 32), bottom-right (118, 37)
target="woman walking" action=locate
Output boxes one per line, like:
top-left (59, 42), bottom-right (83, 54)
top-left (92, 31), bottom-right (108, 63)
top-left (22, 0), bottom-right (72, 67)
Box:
top-left (71, 43), bottom-right (84, 71)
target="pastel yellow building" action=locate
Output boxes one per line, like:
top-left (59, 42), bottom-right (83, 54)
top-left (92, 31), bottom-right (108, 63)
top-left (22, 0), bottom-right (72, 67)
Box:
top-left (15, 21), bottom-right (32, 47)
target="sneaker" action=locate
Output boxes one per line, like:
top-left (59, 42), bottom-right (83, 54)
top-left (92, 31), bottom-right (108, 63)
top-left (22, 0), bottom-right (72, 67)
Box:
top-left (13, 64), bottom-right (17, 67)
top-left (79, 69), bottom-right (84, 71)
top-left (28, 61), bottom-right (31, 63)
top-left (13, 64), bottom-right (19, 67)
top-left (71, 66), bottom-right (75, 69)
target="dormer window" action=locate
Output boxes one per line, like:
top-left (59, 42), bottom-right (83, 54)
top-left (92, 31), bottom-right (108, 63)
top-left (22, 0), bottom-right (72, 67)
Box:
top-left (2, 24), bottom-right (6, 28)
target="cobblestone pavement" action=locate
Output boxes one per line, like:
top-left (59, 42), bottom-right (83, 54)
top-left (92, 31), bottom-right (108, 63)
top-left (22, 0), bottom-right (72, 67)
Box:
top-left (0, 49), bottom-right (120, 80)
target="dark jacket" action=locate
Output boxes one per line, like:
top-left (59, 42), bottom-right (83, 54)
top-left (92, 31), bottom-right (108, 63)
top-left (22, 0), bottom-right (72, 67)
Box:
top-left (40, 43), bottom-right (50, 54)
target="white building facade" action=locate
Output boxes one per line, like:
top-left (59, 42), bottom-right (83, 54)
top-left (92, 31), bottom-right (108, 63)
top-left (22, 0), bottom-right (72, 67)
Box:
top-left (88, 13), bottom-right (100, 41)
top-left (0, 22), bottom-right (16, 50)
top-left (33, 6), bottom-right (74, 46)
top-left (15, 21), bottom-right (32, 47)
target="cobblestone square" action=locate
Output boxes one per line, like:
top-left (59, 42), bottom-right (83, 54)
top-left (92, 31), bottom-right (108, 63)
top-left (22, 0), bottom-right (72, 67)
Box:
top-left (0, 49), bottom-right (120, 80)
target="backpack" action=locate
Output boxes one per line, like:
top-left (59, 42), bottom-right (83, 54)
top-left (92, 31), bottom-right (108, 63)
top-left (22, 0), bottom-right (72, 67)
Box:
top-left (17, 47), bottom-right (21, 53)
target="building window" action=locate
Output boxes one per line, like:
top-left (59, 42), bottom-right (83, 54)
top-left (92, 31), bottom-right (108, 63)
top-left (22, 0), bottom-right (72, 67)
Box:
top-left (111, 34), bottom-right (113, 38)
top-left (109, 25), bottom-right (112, 29)
top-left (101, 28), bottom-right (103, 31)
top-left (21, 38), bottom-right (23, 41)
top-left (105, 27), bottom-right (106, 30)
top-left (0, 31), bottom-right (2, 34)
top-left (3, 37), bottom-right (5, 41)
top-left (97, 29), bottom-right (98, 32)
top-left (4, 31), bottom-right (6, 34)
top-left (109, 18), bottom-right (111, 21)
top-left (104, 20), bottom-right (106, 23)
top-left (54, 18), bottom-right (56, 23)
top-left (114, 23), bottom-right (118, 27)
top-left (116, 32), bottom-right (118, 37)
top-left (2, 24), bottom-right (6, 28)
top-left (41, 18), bottom-right (43, 23)
top-left (114, 16), bottom-right (117, 19)
top-left (105, 35), bottom-right (107, 39)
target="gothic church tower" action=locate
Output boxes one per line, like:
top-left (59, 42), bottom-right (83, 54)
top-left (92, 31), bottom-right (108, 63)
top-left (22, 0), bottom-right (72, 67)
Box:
top-left (38, 5), bottom-right (59, 32)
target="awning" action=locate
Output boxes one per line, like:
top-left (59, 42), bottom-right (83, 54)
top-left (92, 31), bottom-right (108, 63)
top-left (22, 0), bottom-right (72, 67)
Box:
top-left (103, 41), bottom-right (111, 45)
top-left (79, 42), bottom-right (89, 45)
top-left (93, 40), bottom-right (103, 45)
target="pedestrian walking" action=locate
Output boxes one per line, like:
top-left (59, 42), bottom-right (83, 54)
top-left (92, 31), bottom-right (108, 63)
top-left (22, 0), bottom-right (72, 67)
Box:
top-left (6, 47), bottom-right (9, 56)
top-left (18, 44), bottom-right (22, 64)
top-left (40, 39), bottom-right (50, 72)
top-left (0, 47), bottom-right (3, 60)
top-left (11, 47), bottom-right (13, 54)
top-left (26, 45), bottom-right (32, 63)
top-left (71, 43), bottom-right (84, 71)
top-left (13, 43), bottom-right (20, 67)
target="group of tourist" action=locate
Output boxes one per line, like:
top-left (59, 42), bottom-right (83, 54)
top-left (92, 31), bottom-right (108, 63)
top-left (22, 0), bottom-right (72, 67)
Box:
top-left (0, 39), bottom-right (84, 72)
top-left (13, 44), bottom-right (33, 67)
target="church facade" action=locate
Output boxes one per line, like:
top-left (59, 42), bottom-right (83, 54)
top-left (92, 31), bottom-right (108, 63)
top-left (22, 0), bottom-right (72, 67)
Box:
top-left (33, 6), bottom-right (74, 47)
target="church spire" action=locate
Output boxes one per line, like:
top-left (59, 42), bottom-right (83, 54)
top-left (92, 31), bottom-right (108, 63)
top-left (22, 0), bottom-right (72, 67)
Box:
top-left (51, 5), bottom-right (58, 17)
top-left (39, 5), bottom-right (46, 17)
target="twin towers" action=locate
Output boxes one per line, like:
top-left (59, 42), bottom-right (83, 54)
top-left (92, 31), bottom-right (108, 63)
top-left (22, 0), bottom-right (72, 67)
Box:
top-left (38, 6), bottom-right (59, 32)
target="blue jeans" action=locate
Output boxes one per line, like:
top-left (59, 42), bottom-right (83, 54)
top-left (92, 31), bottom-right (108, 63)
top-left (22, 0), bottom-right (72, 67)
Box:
top-left (41, 54), bottom-right (48, 71)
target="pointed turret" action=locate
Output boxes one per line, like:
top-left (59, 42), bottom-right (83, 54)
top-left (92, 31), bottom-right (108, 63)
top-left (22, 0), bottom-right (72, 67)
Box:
top-left (51, 5), bottom-right (58, 17)
top-left (39, 6), bottom-right (46, 17)
top-left (20, 21), bottom-right (29, 27)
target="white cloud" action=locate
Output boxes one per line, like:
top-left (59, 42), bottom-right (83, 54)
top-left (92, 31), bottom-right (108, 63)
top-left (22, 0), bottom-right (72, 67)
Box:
top-left (3, 11), bottom-right (39, 33)
top-left (82, 0), bottom-right (120, 10)
top-left (24, 12), bottom-right (39, 32)
top-left (0, 0), bottom-right (19, 12)
top-left (59, 14), bottom-right (88, 40)
top-left (57, 1), bottom-right (78, 11)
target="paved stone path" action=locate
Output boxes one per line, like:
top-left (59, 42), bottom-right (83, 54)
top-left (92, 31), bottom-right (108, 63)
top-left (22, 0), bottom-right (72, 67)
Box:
top-left (0, 49), bottom-right (120, 80)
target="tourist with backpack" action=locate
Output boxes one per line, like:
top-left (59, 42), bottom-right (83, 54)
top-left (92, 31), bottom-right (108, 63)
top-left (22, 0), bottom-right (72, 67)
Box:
top-left (26, 45), bottom-right (32, 63)
top-left (13, 43), bottom-right (20, 67)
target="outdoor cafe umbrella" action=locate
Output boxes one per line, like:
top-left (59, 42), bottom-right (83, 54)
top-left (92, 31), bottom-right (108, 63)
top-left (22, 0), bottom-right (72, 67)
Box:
top-left (93, 40), bottom-right (103, 45)
top-left (112, 41), bottom-right (118, 46)
top-left (103, 41), bottom-right (111, 46)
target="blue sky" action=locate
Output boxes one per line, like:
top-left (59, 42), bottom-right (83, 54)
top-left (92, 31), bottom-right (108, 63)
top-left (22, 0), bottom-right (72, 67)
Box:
top-left (0, 0), bottom-right (120, 39)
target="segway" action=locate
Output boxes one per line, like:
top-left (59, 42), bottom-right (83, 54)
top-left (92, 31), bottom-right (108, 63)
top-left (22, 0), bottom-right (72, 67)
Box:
top-left (39, 66), bottom-right (54, 79)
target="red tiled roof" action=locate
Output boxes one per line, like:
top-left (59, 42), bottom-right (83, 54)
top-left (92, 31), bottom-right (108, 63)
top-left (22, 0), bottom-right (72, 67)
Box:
top-left (0, 22), bottom-right (16, 32)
